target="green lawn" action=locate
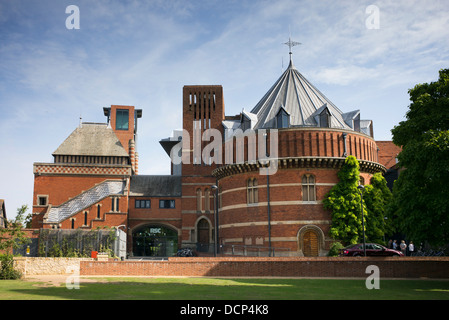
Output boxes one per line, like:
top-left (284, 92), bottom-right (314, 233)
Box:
top-left (0, 277), bottom-right (448, 300)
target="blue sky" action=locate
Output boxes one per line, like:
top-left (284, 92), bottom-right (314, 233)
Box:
top-left (1, 0), bottom-right (448, 219)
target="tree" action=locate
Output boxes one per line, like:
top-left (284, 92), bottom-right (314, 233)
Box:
top-left (324, 156), bottom-right (367, 245)
top-left (0, 205), bottom-right (31, 254)
top-left (390, 69), bottom-right (449, 246)
top-left (363, 173), bottom-right (393, 244)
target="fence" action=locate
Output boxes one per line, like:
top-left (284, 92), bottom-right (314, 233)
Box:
top-left (37, 228), bottom-right (124, 259)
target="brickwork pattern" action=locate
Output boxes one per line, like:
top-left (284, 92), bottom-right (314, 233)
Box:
top-left (79, 257), bottom-right (449, 279)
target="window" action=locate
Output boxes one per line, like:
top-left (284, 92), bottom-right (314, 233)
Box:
top-left (320, 109), bottom-right (330, 128)
top-left (111, 197), bottom-right (120, 212)
top-left (302, 174), bottom-right (316, 202)
top-left (71, 219), bottom-right (75, 229)
top-left (247, 178), bottom-right (258, 204)
top-left (359, 176), bottom-right (365, 186)
top-left (276, 108), bottom-right (290, 128)
top-left (96, 205), bottom-right (101, 219)
top-left (204, 188), bottom-right (210, 211)
top-left (84, 211), bottom-right (88, 226)
top-left (116, 109), bottom-right (129, 130)
top-left (159, 199), bottom-right (175, 209)
top-left (196, 189), bottom-right (202, 212)
top-left (38, 195), bottom-right (48, 206)
top-left (135, 199), bottom-right (151, 209)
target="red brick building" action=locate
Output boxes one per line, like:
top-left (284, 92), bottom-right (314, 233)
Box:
top-left (32, 56), bottom-right (389, 257)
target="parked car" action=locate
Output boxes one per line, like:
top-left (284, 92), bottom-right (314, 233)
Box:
top-left (340, 243), bottom-right (404, 257)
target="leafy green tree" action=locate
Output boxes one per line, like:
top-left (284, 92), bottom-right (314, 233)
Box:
top-left (363, 173), bottom-right (393, 244)
top-left (324, 156), bottom-right (366, 245)
top-left (0, 205), bottom-right (31, 255)
top-left (390, 69), bottom-right (449, 246)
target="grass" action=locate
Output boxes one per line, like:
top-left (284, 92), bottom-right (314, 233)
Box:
top-left (0, 277), bottom-right (448, 300)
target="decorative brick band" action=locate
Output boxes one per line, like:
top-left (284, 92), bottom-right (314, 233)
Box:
top-left (212, 157), bottom-right (385, 179)
top-left (33, 163), bottom-right (132, 176)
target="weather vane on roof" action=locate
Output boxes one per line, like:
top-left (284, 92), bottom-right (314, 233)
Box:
top-left (284, 37), bottom-right (301, 60)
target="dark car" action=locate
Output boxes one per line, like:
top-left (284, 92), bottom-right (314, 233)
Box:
top-left (340, 243), bottom-right (404, 257)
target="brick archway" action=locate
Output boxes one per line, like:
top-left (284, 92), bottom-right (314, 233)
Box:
top-left (297, 225), bottom-right (325, 257)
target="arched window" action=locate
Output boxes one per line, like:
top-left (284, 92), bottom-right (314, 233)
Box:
top-left (204, 188), bottom-right (210, 212)
top-left (83, 211), bottom-right (88, 226)
top-left (359, 176), bottom-right (365, 186)
top-left (247, 178), bottom-right (258, 204)
top-left (302, 174), bottom-right (316, 202)
top-left (196, 188), bottom-right (202, 212)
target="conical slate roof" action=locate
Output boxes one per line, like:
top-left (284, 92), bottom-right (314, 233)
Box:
top-left (249, 59), bottom-right (353, 130)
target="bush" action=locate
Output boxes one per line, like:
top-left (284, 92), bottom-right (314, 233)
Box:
top-left (327, 242), bottom-right (344, 257)
top-left (0, 254), bottom-right (22, 280)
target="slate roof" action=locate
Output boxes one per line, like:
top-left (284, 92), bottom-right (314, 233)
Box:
top-left (53, 123), bottom-right (129, 157)
top-left (250, 59), bottom-right (352, 130)
top-left (46, 180), bottom-right (127, 223)
top-left (129, 175), bottom-right (181, 197)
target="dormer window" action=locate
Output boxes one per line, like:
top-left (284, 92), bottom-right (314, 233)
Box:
top-left (353, 113), bottom-right (360, 132)
top-left (276, 107), bottom-right (290, 128)
top-left (241, 115), bottom-right (251, 132)
top-left (319, 108), bottom-right (331, 128)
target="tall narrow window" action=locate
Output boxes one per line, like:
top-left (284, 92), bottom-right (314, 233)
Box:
top-left (204, 188), bottom-right (210, 212)
top-left (71, 218), bottom-right (75, 229)
top-left (84, 211), bottom-right (88, 226)
top-left (247, 178), bottom-right (258, 204)
top-left (302, 175), bottom-right (316, 202)
top-left (111, 197), bottom-right (120, 212)
top-left (196, 188), bottom-right (202, 212)
top-left (116, 109), bottom-right (129, 130)
top-left (97, 205), bottom-right (101, 219)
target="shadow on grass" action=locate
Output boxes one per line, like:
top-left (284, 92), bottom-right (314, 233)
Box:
top-left (3, 277), bottom-right (449, 300)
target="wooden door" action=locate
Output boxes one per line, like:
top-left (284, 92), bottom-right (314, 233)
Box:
top-left (303, 230), bottom-right (319, 257)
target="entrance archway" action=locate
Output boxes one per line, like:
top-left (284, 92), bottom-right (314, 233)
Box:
top-left (132, 224), bottom-right (178, 257)
top-left (196, 218), bottom-right (211, 252)
top-left (303, 230), bottom-right (319, 257)
top-left (297, 225), bottom-right (325, 257)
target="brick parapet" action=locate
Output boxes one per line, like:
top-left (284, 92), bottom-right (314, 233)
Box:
top-left (79, 257), bottom-right (449, 279)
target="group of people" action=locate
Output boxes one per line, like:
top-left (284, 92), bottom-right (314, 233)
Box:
top-left (388, 239), bottom-right (415, 256)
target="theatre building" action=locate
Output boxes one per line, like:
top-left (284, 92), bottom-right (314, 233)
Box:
top-left (32, 53), bottom-right (386, 257)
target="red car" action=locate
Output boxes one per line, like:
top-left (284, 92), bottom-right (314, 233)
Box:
top-left (341, 243), bottom-right (404, 257)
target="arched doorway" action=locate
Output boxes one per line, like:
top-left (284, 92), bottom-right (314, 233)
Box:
top-left (303, 230), bottom-right (319, 257)
top-left (132, 225), bottom-right (178, 257)
top-left (298, 225), bottom-right (325, 257)
top-left (197, 218), bottom-right (210, 253)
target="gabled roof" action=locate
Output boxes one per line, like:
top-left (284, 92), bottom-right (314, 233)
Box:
top-left (249, 59), bottom-right (353, 130)
top-left (53, 123), bottom-right (129, 157)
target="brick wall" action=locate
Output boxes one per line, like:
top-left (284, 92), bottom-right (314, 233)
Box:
top-left (80, 257), bottom-right (449, 279)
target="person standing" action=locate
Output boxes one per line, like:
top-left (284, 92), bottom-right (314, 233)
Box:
top-left (408, 241), bottom-right (415, 256)
top-left (400, 240), bottom-right (407, 256)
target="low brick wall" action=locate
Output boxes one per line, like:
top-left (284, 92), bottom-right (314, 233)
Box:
top-left (14, 257), bottom-right (93, 276)
top-left (80, 257), bottom-right (449, 279)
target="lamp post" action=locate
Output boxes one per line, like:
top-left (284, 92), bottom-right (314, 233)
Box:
top-left (212, 185), bottom-right (219, 257)
top-left (357, 185), bottom-right (366, 257)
